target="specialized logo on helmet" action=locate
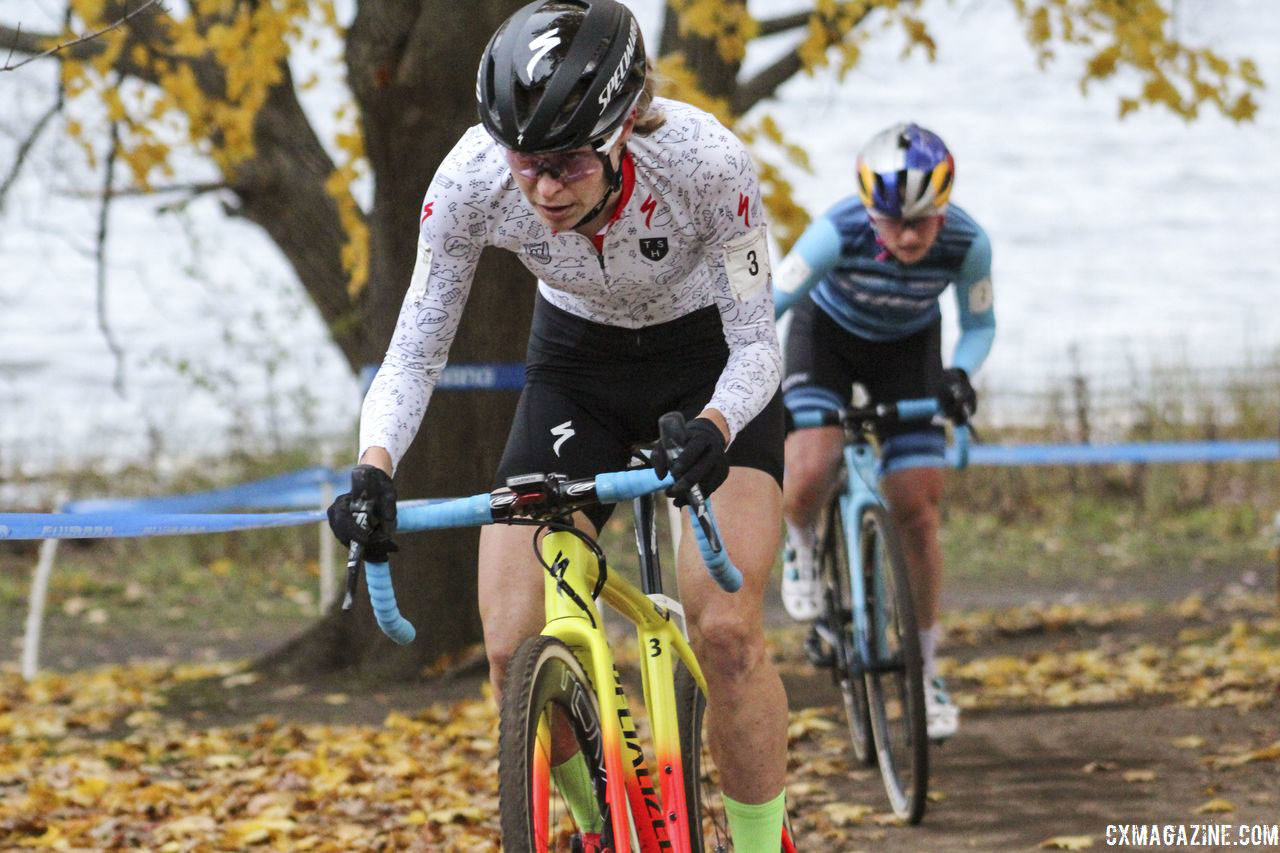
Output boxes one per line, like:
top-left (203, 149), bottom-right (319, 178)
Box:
top-left (526, 29), bottom-right (560, 79)
top-left (597, 19), bottom-right (638, 109)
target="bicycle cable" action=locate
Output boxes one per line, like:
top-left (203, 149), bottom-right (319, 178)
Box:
top-left (528, 519), bottom-right (610, 626)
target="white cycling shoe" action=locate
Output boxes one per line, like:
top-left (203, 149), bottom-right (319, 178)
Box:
top-left (781, 541), bottom-right (823, 621)
top-left (925, 676), bottom-right (959, 741)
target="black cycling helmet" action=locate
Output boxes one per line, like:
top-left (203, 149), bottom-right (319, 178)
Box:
top-left (477, 0), bottom-right (646, 154)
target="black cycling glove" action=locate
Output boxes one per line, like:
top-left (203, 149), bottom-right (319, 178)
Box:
top-left (327, 464), bottom-right (399, 562)
top-left (654, 416), bottom-right (729, 508)
top-left (937, 367), bottom-right (977, 423)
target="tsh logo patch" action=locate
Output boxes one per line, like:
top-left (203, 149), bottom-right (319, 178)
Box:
top-left (639, 238), bottom-right (669, 261)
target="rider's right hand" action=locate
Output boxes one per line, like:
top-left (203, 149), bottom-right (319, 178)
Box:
top-left (327, 464), bottom-right (399, 562)
top-left (654, 416), bottom-right (730, 508)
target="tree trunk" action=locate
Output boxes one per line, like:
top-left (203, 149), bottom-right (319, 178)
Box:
top-left (659, 0), bottom-right (743, 101)
top-left (259, 0), bottom-right (531, 681)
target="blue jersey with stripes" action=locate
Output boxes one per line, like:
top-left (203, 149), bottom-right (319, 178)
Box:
top-left (773, 197), bottom-right (995, 374)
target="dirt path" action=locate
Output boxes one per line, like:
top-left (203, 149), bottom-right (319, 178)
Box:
top-left (780, 657), bottom-right (1279, 850)
top-left (6, 556), bottom-right (1278, 850)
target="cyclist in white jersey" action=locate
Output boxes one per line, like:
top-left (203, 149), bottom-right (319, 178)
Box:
top-left (327, 1), bottom-right (790, 848)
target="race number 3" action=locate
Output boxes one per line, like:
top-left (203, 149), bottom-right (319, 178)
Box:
top-left (723, 226), bottom-right (770, 301)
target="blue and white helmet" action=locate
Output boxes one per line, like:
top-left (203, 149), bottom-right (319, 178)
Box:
top-left (855, 122), bottom-right (955, 219)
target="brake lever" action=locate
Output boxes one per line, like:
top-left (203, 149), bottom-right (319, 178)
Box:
top-left (341, 496), bottom-right (373, 611)
top-left (657, 412), bottom-right (724, 555)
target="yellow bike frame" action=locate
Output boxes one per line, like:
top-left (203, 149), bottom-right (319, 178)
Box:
top-left (537, 528), bottom-right (708, 853)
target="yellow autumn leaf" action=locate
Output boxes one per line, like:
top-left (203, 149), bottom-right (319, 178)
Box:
top-left (1122, 769), bottom-right (1156, 783)
top-left (1193, 798), bottom-right (1236, 814)
top-left (1040, 836), bottom-right (1094, 850)
top-left (822, 802), bottom-right (874, 826)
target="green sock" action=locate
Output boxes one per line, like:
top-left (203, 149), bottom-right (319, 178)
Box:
top-left (723, 789), bottom-right (787, 853)
top-left (551, 751), bottom-right (604, 834)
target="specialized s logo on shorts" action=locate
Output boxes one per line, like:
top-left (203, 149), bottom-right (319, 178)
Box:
top-left (550, 420), bottom-right (575, 457)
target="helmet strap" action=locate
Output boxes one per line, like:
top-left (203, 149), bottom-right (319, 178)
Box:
top-left (571, 147), bottom-right (625, 231)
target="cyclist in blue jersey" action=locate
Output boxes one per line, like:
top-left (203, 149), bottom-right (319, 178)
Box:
top-left (773, 122), bottom-right (995, 741)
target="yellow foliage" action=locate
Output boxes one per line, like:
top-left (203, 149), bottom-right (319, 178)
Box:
top-left (1012, 0), bottom-right (1262, 123)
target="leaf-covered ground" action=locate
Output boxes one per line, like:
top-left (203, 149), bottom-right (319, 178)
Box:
top-left (2, 585), bottom-right (1277, 851)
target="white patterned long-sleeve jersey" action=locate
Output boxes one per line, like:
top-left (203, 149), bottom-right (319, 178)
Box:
top-left (359, 98), bottom-right (781, 472)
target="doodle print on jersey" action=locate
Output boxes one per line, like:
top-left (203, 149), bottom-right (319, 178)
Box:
top-left (359, 99), bottom-right (781, 471)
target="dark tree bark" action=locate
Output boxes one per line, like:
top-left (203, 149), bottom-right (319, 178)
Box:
top-left (263, 0), bottom-right (534, 680)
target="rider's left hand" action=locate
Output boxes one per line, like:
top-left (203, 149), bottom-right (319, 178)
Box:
top-left (937, 367), bottom-right (977, 423)
top-left (654, 416), bottom-right (729, 507)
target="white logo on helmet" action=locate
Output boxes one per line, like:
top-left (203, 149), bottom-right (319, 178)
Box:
top-left (597, 20), bottom-right (638, 110)
top-left (526, 29), bottom-right (561, 80)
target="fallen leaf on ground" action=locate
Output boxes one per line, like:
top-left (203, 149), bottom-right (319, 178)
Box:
top-left (1040, 835), bottom-right (1094, 849)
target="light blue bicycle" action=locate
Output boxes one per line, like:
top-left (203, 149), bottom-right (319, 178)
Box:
top-left (791, 398), bottom-right (969, 825)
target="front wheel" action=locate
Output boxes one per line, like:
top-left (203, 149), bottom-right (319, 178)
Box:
top-left (859, 505), bottom-right (929, 824)
top-left (675, 665), bottom-right (798, 851)
top-left (821, 497), bottom-right (874, 766)
top-left (499, 636), bottom-right (613, 851)
top-left (674, 663), bottom-right (729, 853)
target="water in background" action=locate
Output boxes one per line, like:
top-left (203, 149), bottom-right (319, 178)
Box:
top-left (0, 0), bottom-right (1276, 482)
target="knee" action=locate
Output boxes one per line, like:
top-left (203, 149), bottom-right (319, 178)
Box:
top-left (888, 494), bottom-right (940, 538)
top-left (782, 457), bottom-right (828, 517)
top-left (690, 608), bottom-right (766, 689)
top-left (482, 623), bottom-right (524, 692)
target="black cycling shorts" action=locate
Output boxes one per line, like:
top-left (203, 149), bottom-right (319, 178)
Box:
top-left (782, 297), bottom-right (946, 473)
top-left (495, 295), bottom-right (785, 530)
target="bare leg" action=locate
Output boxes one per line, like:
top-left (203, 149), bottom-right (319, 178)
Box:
top-left (781, 426), bottom-right (844, 529)
top-left (880, 468), bottom-right (945, 631)
top-left (677, 467), bottom-right (788, 803)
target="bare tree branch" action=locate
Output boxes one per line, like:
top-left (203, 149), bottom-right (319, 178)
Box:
top-left (60, 180), bottom-right (230, 201)
top-left (95, 121), bottom-right (128, 396)
top-left (0, 74), bottom-right (65, 213)
top-left (2, 0), bottom-right (164, 72)
top-left (755, 11), bottom-right (815, 38)
top-left (733, 49), bottom-right (806, 115)
top-left (733, 5), bottom-right (874, 116)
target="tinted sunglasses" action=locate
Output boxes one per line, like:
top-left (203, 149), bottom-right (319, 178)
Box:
top-left (504, 148), bottom-right (603, 183)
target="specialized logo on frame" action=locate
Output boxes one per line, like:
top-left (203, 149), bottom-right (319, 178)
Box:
top-left (550, 420), bottom-right (575, 456)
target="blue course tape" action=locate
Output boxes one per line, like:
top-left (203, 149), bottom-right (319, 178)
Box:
top-left (60, 466), bottom-right (347, 514)
top-left (7, 440), bottom-right (1273, 542)
top-left (0, 509), bottom-right (325, 541)
top-left (437, 363), bottom-right (525, 391)
top-left (959, 439), bottom-right (1278, 467)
